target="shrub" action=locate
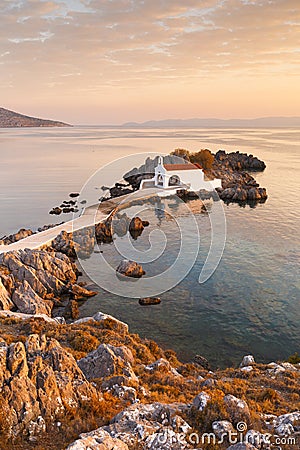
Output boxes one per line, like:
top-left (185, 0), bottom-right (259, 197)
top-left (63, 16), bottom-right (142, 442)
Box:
top-left (190, 149), bottom-right (215, 170)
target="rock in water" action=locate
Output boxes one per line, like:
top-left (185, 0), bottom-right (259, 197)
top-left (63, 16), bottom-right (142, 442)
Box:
top-left (139, 297), bottom-right (161, 306)
top-left (116, 260), bottom-right (145, 278)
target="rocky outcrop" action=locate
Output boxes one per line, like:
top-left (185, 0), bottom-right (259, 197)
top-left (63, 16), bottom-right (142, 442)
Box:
top-left (116, 260), bottom-right (145, 278)
top-left (215, 150), bottom-right (266, 171)
top-left (67, 402), bottom-right (191, 450)
top-left (0, 277), bottom-right (14, 310)
top-left (78, 344), bottom-right (137, 381)
top-left (74, 311), bottom-right (129, 334)
top-left (0, 335), bottom-right (99, 439)
top-left (67, 429), bottom-right (129, 450)
top-left (12, 280), bottom-right (53, 315)
top-left (0, 228), bottom-right (34, 246)
top-left (123, 152), bottom-right (267, 206)
top-left (0, 248), bottom-right (94, 316)
top-left (51, 228), bottom-right (95, 259)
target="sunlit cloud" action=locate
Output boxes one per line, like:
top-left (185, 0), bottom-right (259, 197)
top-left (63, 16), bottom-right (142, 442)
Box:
top-left (0, 0), bottom-right (299, 123)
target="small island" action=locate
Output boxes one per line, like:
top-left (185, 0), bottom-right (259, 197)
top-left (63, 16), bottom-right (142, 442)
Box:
top-left (0, 107), bottom-right (71, 128)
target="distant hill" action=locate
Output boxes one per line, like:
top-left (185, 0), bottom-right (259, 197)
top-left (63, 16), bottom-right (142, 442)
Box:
top-left (0, 107), bottom-right (71, 128)
top-left (122, 117), bottom-right (300, 128)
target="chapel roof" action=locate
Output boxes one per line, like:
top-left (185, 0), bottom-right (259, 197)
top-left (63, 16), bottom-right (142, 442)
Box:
top-left (163, 163), bottom-right (202, 171)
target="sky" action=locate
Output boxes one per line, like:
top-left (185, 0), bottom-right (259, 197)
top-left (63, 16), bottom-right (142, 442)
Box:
top-left (0, 0), bottom-right (299, 124)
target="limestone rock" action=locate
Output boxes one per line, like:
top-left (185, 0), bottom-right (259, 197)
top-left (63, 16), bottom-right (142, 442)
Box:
top-left (0, 310), bottom-right (63, 323)
top-left (78, 343), bottom-right (137, 381)
top-left (240, 355), bottom-right (255, 368)
top-left (0, 335), bottom-right (100, 438)
top-left (12, 280), bottom-right (53, 316)
top-left (224, 394), bottom-right (251, 424)
top-left (74, 311), bottom-right (129, 334)
top-left (67, 428), bottom-right (129, 450)
top-left (193, 391), bottom-right (211, 411)
top-left (212, 420), bottom-right (234, 438)
top-left (0, 277), bottom-right (13, 310)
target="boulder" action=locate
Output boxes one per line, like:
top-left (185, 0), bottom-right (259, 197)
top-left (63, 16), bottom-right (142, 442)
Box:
top-left (128, 217), bottom-right (149, 239)
top-left (240, 355), bottom-right (255, 368)
top-left (67, 429), bottom-right (129, 450)
top-left (193, 391), bottom-right (211, 411)
top-left (49, 207), bottom-right (62, 215)
top-left (212, 420), bottom-right (234, 439)
top-left (116, 259), bottom-right (145, 278)
top-left (224, 394), bottom-right (251, 424)
top-left (78, 343), bottom-right (137, 381)
top-left (68, 283), bottom-right (98, 300)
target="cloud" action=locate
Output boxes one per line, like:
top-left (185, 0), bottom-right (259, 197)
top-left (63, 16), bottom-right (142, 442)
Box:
top-left (0, 0), bottom-right (299, 121)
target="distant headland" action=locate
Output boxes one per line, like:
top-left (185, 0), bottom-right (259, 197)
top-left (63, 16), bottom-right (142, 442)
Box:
top-left (121, 116), bottom-right (300, 128)
top-left (0, 107), bottom-right (71, 128)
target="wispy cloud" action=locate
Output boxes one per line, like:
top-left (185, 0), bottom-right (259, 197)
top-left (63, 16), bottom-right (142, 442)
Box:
top-left (0, 0), bottom-right (299, 122)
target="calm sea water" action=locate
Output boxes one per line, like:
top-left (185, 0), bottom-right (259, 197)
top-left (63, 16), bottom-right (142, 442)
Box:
top-left (0, 127), bottom-right (299, 367)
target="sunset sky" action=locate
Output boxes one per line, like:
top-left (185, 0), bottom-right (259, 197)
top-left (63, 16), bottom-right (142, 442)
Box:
top-left (0, 0), bottom-right (299, 124)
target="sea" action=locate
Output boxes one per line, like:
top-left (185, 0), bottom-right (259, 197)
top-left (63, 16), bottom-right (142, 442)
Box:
top-left (0, 126), bottom-right (299, 368)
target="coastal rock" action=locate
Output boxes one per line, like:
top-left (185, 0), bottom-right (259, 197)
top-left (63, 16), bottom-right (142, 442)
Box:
top-left (78, 343), bottom-right (137, 381)
top-left (212, 420), bottom-right (234, 438)
top-left (51, 228), bottom-right (95, 259)
top-left (68, 283), bottom-right (98, 300)
top-left (129, 216), bottom-right (149, 239)
top-left (224, 394), bottom-right (251, 424)
top-left (106, 402), bottom-right (191, 447)
top-left (67, 429), bottom-right (129, 450)
top-left (12, 280), bottom-right (53, 316)
top-left (49, 207), bottom-right (62, 215)
top-left (73, 311), bottom-right (129, 334)
top-left (0, 335), bottom-right (99, 438)
top-left (215, 150), bottom-right (266, 172)
top-left (240, 355), bottom-right (255, 368)
top-left (0, 278), bottom-right (14, 310)
top-left (0, 228), bottom-right (34, 245)
top-left (145, 358), bottom-right (181, 377)
top-left (0, 248), bottom-right (86, 317)
top-left (193, 391), bottom-right (211, 411)
top-left (194, 354), bottom-right (210, 370)
top-left (0, 310), bottom-right (64, 323)
top-left (116, 259), bottom-right (145, 278)
top-left (139, 297), bottom-right (161, 306)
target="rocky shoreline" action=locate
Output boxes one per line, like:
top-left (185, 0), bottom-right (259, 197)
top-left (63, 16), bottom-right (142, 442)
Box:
top-left (1, 151), bottom-right (299, 449)
top-left (0, 312), bottom-right (299, 449)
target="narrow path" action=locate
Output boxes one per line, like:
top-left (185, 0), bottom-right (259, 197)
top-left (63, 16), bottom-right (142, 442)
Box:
top-left (0, 188), bottom-right (161, 254)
